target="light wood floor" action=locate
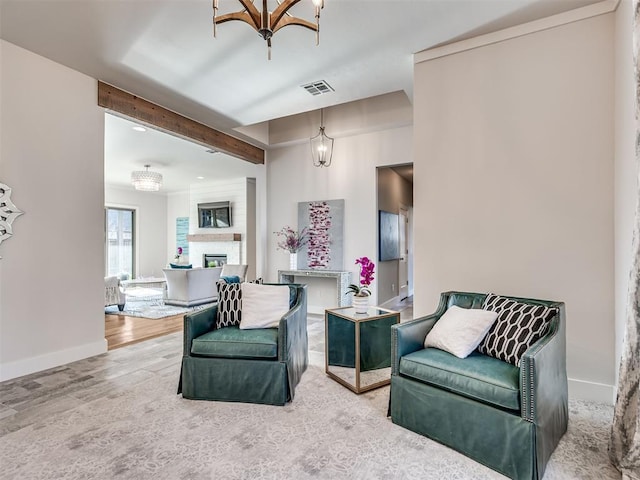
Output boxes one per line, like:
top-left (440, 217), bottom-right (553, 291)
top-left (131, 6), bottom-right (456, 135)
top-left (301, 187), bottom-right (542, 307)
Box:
top-left (105, 313), bottom-right (183, 350)
top-left (104, 296), bottom-right (413, 351)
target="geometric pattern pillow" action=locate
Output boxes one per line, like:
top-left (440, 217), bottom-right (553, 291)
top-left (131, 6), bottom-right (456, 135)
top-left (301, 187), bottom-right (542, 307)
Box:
top-left (215, 282), bottom-right (242, 329)
top-left (477, 293), bottom-right (558, 366)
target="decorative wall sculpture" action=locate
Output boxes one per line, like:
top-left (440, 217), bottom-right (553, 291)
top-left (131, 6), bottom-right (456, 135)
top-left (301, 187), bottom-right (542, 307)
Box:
top-left (297, 199), bottom-right (344, 270)
top-left (0, 183), bottom-right (24, 247)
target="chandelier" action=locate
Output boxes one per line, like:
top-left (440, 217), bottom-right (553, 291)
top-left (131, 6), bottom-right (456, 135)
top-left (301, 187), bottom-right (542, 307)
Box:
top-left (310, 108), bottom-right (334, 168)
top-left (131, 165), bottom-right (163, 191)
top-left (213, 0), bottom-right (325, 59)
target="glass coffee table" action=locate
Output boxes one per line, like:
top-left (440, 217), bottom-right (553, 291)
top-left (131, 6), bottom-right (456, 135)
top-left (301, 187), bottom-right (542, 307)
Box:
top-left (325, 306), bottom-right (400, 393)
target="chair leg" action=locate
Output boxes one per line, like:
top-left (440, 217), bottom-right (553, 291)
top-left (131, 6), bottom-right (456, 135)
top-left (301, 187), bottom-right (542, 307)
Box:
top-left (118, 304), bottom-right (125, 311)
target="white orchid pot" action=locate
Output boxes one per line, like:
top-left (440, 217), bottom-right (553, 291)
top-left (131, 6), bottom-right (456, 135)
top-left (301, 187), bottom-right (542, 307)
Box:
top-left (352, 295), bottom-right (369, 314)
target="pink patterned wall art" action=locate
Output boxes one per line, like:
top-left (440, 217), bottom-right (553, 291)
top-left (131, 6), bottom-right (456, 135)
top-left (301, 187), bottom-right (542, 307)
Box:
top-left (297, 199), bottom-right (344, 270)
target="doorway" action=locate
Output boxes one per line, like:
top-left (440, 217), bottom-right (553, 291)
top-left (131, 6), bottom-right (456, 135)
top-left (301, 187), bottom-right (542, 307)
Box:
top-left (376, 164), bottom-right (413, 307)
top-left (398, 205), bottom-right (409, 300)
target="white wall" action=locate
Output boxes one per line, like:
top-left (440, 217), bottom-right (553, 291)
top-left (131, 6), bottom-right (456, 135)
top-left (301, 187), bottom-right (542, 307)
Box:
top-left (166, 190), bottom-right (190, 262)
top-left (613, 0), bottom-right (637, 391)
top-left (167, 178), bottom-right (265, 280)
top-left (267, 92), bottom-right (413, 312)
top-left (105, 186), bottom-right (168, 278)
top-left (0, 41), bottom-right (106, 381)
top-left (188, 178), bottom-right (254, 270)
top-left (413, 13), bottom-right (616, 402)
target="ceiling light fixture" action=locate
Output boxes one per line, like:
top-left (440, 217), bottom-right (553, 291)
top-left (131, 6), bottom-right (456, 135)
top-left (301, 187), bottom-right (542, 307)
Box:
top-left (131, 165), bottom-right (163, 191)
top-left (213, 0), bottom-right (325, 60)
top-left (310, 108), bottom-right (333, 168)
top-left (132, 125), bottom-right (146, 132)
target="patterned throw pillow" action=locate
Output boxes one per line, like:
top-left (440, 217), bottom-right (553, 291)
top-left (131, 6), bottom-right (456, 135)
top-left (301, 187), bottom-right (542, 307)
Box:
top-left (215, 281), bottom-right (242, 329)
top-left (477, 293), bottom-right (558, 366)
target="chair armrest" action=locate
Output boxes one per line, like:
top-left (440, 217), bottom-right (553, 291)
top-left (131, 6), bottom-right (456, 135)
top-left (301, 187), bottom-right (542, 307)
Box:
top-left (278, 285), bottom-right (308, 401)
top-left (391, 293), bottom-right (450, 375)
top-left (278, 285), bottom-right (308, 364)
top-left (391, 313), bottom-right (441, 375)
top-left (519, 303), bottom-right (568, 425)
top-left (183, 305), bottom-right (218, 356)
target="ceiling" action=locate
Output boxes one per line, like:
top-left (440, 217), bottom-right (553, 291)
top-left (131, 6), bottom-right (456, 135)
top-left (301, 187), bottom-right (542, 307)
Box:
top-left (105, 114), bottom-right (263, 193)
top-left (1, 0), bottom-right (601, 192)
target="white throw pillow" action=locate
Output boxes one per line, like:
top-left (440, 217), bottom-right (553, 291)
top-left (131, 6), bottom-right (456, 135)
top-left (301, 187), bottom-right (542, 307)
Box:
top-left (424, 305), bottom-right (498, 358)
top-left (239, 282), bottom-right (290, 330)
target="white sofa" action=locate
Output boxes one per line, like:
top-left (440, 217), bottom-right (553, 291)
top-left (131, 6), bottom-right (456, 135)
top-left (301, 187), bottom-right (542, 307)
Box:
top-left (220, 264), bottom-right (248, 282)
top-left (162, 267), bottom-right (222, 307)
top-left (105, 276), bottom-right (126, 311)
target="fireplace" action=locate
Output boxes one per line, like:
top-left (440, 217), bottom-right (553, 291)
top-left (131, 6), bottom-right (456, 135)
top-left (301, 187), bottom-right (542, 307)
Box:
top-left (203, 254), bottom-right (227, 268)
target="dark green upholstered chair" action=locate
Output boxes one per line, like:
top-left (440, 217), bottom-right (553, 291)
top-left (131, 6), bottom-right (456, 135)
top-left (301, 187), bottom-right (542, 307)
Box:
top-left (178, 284), bottom-right (308, 406)
top-left (390, 291), bottom-right (567, 480)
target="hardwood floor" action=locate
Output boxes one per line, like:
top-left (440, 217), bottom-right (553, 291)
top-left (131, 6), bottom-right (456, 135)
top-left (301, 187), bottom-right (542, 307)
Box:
top-left (105, 313), bottom-right (183, 350)
top-left (104, 296), bottom-right (413, 351)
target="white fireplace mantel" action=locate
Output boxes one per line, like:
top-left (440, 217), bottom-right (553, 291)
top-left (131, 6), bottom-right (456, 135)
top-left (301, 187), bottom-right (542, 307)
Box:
top-left (187, 233), bottom-right (241, 242)
top-left (188, 234), bottom-right (242, 267)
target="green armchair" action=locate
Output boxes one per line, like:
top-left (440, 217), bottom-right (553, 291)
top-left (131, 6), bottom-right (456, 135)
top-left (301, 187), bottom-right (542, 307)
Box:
top-left (178, 284), bottom-right (308, 406)
top-left (389, 291), bottom-right (567, 480)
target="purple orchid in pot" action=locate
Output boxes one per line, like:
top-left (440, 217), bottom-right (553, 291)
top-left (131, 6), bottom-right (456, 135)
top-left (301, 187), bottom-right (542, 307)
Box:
top-left (348, 256), bottom-right (375, 313)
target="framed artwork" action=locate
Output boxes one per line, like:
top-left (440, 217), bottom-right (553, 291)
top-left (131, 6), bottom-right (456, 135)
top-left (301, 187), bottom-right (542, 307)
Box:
top-left (378, 210), bottom-right (400, 261)
top-left (297, 199), bottom-right (344, 270)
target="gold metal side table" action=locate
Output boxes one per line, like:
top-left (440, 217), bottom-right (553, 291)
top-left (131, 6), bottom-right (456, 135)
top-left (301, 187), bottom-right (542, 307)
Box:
top-left (325, 306), bottom-right (400, 393)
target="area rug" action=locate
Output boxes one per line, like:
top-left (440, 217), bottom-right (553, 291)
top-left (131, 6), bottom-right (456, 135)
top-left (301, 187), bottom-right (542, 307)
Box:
top-left (0, 315), bottom-right (622, 480)
top-left (105, 289), bottom-right (214, 319)
top-left (0, 344), bottom-right (621, 480)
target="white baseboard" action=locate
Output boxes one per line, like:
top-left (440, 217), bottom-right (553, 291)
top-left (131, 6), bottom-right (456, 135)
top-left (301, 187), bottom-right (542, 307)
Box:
top-left (568, 377), bottom-right (615, 404)
top-left (0, 339), bottom-right (108, 382)
top-left (308, 305), bottom-right (325, 315)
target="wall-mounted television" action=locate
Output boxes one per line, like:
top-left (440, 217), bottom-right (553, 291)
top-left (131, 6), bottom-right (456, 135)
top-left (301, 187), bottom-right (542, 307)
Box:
top-left (198, 201), bottom-right (232, 228)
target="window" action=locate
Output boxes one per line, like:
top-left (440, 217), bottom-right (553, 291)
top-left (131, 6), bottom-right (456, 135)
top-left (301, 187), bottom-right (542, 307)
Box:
top-left (105, 207), bottom-right (135, 278)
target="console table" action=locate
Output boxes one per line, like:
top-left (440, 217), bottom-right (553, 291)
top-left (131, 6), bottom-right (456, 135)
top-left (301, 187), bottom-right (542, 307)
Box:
top-left (278, 269), bottom-right (352, 308)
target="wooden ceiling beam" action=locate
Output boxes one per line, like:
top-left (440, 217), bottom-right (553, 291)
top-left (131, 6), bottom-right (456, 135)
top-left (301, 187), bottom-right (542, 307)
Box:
top-left (97, 81), bottom-right (264, 165)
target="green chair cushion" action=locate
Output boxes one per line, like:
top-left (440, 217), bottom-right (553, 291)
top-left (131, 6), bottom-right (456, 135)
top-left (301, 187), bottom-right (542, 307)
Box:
top-left (399, 348), bottom-right (520, 411)
top-left (191, 326), bottom-right (279, 359)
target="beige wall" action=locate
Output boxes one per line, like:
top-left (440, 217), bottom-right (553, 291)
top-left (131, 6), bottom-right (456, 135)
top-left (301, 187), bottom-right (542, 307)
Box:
top-left (0, 41), bottom-right (106, 380)
top-left (267, 93), bottom-right (413, 313)
top-left (413, 14), bottom-right (615, 401)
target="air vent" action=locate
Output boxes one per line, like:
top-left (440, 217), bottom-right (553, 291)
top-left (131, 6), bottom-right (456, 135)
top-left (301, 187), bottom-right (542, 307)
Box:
top-left (301, 80), bottom-right (334, 96)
